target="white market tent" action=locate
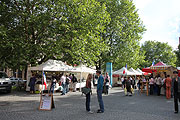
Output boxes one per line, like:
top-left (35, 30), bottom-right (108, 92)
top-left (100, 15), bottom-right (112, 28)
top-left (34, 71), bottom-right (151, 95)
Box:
top-left (177, 67), bottom-right (180, 71)
top-left (136, 68), bottom-right (144, 75)
top-left (68, 64), bottom-right (96, 90)
top-left (113, 67), bottom-right (135, 76)
top-left (70, 64), bottom-right (96, 73)
top-left (30, 59), bottom-right (73, 71)
top-left (129, 68), bottom-right (142, 75)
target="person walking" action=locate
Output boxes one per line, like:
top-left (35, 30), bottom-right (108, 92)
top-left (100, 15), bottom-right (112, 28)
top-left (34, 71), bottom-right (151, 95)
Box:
top-left (85, 74), bottom-right (93, 114)
top-left (65, 75), bottom-right (70, 93)
top-left (155, 75), bottom-right (162, 96)
top-left (68, 73), bottom-right (73, 91)
top-left (125, 77), bottom-right (132, 96)
top-left (171, 77), bottom-right (175, 98)
top-left (72, 74), bottom-right (78, 92)
top-left (165, 75), bottom-right (172, 99)
top-left (149, 77), bottom-right (154, 95)
top-left (60, 73), bottom-right (66, 95)
top-left (137, 77), bottom-right (142, 92)
top-left (104, 72), bottom-right (110, 95)
top-left (131, 77), bottom-right (136, 89)
top-left (96, 70), bottom-right (104, 113)
top-left (29, 74), bottom-right (36, 94)
top-left (173, 71), bottom-right (180, 113)
top-left (121, 76), bottom-right (125, 89)
top-left (50, 75), bottom-right (57, 94)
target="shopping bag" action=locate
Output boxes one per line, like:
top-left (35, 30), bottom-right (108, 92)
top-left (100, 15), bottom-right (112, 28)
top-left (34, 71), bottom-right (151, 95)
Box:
top-left (131, 88), bottom-right (134, 94)
top-left (124, 88), bottom-right (127, 95)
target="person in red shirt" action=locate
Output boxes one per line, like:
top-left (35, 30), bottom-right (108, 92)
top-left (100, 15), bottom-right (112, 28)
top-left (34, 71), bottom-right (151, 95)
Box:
top-left (165, 75), bottom-right (172, 99)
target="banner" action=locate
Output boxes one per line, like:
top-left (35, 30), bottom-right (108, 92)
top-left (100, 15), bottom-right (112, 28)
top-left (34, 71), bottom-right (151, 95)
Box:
top-left (106, 62), bottom-right (112, 86)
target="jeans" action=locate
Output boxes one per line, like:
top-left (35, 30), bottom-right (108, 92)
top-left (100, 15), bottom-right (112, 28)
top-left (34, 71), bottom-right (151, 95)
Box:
top-left (157, 85), bottom-right (161, 96)
top-left (66, 84), bottom-right (69, 93)
top-left (97, 90), bottom-right (104, 112)
top-left (50, 84), bottom-right (55, 94)
top-left (171, 87), bottom-right (174, 98)
top-left (150, 85), bottom-right (154, 95)
top-left (86, 92), bottom-right (91, 111)
top-left (105, 85), bottom-right (109, 94)
top-left (62, 83), bottom-right (66, 95)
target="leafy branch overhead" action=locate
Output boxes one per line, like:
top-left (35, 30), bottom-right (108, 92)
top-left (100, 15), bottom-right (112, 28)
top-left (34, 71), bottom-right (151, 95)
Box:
top-left (1, 0), bottom-right (176, 71)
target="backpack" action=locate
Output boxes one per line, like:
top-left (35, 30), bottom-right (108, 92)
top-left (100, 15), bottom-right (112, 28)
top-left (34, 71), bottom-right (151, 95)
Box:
top-left (72, 76), bottom-right (77, 83)
top-left (66, 77), bottom-right (70, 84)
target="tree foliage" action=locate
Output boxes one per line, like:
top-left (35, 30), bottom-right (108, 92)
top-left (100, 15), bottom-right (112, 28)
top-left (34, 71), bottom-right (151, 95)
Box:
top-left (99, 0), bottom-right (146, 70)
top-left (0, 0), bottom-right (110, 70)
top-left (141, 40), bottom-right (177, 67)
top-left (175, 45), bottom-right (180, 66)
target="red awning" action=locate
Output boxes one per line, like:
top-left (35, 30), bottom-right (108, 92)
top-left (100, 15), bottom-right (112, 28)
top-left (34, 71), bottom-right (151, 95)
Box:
top-left (142, 67), bottom-right (156, 73)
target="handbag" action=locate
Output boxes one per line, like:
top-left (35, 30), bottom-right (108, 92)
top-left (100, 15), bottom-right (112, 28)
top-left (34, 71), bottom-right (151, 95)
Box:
top-left (131, 88), bottom-right (134, 94)
top-left (82, 87), bottom-right (91, 94)
top-left (124, 88), bottom-right (127, 95)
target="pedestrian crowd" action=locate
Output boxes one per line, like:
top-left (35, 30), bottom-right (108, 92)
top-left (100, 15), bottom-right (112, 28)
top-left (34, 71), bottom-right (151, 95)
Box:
top-left (29, 70), bottom-right (180, 114)
top-left (29, 73), bottom-right (78, 96)
top-left (118, 71), bottom-right (180, 113)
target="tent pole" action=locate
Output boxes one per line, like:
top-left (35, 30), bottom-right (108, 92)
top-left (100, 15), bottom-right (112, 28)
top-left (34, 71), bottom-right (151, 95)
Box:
top-left (42, 71), bottom-right (44, 94)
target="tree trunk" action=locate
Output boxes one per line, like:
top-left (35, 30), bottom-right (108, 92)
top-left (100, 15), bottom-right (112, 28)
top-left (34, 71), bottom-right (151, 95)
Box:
top-left (16, 69), bottom-right (18, 78)
top-left (22, 69), bottom-right (25, 80)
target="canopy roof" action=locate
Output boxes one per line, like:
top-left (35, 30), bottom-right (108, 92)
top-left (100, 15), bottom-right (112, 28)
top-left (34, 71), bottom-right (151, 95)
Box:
top-left (142, 67), bottom-right (156, 73)
top-left (30, 59), bottom-right (73, 71)
top-left (150, 62), bottom-right (171, 70)
top-left (113, 67), bottom-right (135, 75)
top-left (70, 64), bottom-right (96, 73)
top-left (129, 68), bottom-right (142, 75)
top-left (177, 67), bottom-right (180, 71)
top-left (136, 68), bottom-right (143, 73)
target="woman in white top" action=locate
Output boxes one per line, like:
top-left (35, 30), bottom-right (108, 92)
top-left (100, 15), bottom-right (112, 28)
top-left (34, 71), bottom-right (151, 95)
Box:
top-left (149, 77), bottom-right (154, 95)
top-left (155, 75), bottom-right (162, 96)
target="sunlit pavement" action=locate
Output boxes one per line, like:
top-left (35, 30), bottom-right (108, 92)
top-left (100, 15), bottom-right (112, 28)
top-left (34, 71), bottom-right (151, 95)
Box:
top-left (0, 87), bottom-right (179, 120)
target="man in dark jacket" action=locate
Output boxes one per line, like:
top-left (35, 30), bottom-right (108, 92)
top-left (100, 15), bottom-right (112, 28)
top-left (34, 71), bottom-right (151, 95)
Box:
top-left (173, 71), bottom-right (180, 113)
top-left (96, 70), bottom-right (104, 113)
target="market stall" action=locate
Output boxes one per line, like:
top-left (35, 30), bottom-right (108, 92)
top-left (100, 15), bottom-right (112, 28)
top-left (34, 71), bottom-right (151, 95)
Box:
top-left (177, 67), bottom-right (180, 77)
top-left (69, 64), bottom-right (96, 90)
top-left (150, 62), bottom-right (176, 77)
top-left (129, 68), bottom-right (142, 75)
top-left (112, 67), bottom-right (135, 86)
top-left (26, 59), bottom-right (73, 92)
top-left (140, 62), bottom-right (177, 96)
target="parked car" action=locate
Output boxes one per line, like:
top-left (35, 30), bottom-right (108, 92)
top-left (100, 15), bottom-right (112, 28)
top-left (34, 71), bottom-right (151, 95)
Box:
top-left (0, 71), bottom-right (12, 93)
top-left (10, 77), bottom-right (27, 90)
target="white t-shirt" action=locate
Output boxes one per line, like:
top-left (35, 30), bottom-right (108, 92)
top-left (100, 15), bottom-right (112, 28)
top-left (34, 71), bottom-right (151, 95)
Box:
top-left (121, 78), bottom-right (124, 82)
top-left (61, 75), bottom-right (66, 84)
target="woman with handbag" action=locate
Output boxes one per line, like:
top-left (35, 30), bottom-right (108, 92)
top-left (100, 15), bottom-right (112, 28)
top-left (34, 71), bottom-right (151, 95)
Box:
top-left (85, 74), bottom-right (93, 114)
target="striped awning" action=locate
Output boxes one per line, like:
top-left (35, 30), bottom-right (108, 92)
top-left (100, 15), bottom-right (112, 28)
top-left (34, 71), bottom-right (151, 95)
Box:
top-left (150, 62), bottom-right (171, 70)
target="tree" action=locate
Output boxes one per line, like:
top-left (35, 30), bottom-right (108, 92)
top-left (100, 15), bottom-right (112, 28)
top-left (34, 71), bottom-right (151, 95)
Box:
top-left (0, 0), bottom-right (110, 70)
top-left (98, 0), bottom-right (146, 70)
top-left (141, 40), bottom-right (177, 67)
top-left (175, 45), bottom-right (180, 66)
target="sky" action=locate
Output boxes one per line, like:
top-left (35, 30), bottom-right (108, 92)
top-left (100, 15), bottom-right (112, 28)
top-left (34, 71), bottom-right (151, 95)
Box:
top-left (133, 0), bottom-right (180, 50)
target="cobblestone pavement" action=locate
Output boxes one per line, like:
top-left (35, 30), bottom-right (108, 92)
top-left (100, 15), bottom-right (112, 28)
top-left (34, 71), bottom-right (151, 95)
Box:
top-left (0, 88), bottom-right (180, 120)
